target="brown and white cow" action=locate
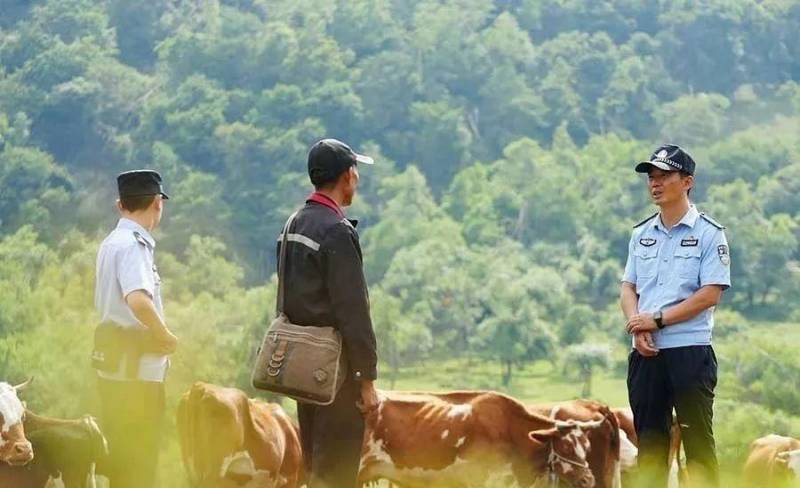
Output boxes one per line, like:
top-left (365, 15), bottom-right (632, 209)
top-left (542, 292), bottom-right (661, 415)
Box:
top-left (0, 380), bottom-right (34, 466)
top-left (611, 407), bottom-right (685, 487)
top-left (177, 382), bottom-right (304, 488)
top-left (358, 391), bottom-right (605, 488)
top-left (0, 411), bottom-right (108, 488)
top-left (529, 400), bottom-right (621, 488)
top-left (610, 407), bottom-right (639, 474)
top-left (743, 434), bottom-right (800, 487)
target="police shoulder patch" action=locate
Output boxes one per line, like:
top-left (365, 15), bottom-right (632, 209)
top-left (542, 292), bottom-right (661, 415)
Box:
top-left (633, 212), bottom-right (658, 229)
top-left (717, 244), bottom-right (730, 265)
top-left (700, 213), bottom-right (725, 230)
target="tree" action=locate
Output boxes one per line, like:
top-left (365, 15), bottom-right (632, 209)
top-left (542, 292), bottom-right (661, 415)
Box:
top-left (474, 241), bottom-right (559, 386)
top-left (565, 343), bottom-right (612, 398)
top-left (655, 93), bottom-right (731, 147)
top-left (369, 288), bottom-right (432, 388)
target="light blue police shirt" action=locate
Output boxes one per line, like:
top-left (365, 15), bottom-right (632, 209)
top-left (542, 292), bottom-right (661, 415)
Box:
top-left (622, 205), bottom-right (731, 349)
top-left (95, 218), bottom-right (168, 382)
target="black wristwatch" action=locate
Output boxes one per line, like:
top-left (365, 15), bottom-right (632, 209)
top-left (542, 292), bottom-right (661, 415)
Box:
top-left (654, 310), bottom-right (665, 329)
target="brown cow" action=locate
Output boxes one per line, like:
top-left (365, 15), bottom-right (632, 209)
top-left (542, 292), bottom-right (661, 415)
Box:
top-left (0, 380), bottom-right (34, 466)
top-left (529, 400), bottom-right (621, 488)
top-left (0, 411), bottom-right (108, 488)
top-left (743, 434), bottom-right (800, 487)
top-left (177, 382), bottom-right (303, 488)
top-left (358, 391), bottom-right (605, 488)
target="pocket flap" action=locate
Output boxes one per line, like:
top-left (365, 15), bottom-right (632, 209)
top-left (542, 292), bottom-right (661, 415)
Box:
top-left (674, 246), bottom-right (702, 259)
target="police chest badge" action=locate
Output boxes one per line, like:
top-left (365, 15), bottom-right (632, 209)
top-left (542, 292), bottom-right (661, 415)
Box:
top-left (639, 238), bottom-right (657, 247)
top-left (681, 238), bottom-right (699, 247)
top-left (717, 245), bottom-right (730, 265)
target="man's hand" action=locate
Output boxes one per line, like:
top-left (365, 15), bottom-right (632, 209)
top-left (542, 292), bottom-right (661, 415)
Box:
top-left (626, 312), bottom-right (658, 334)
top-left (634, 332), bottom-right (659, 357)
top-left (154, 330), bottom-right (178, 355)
top-left (356, 380), bottom-right (380, 415)
top-left (126, 290), bottom-right (178, 354)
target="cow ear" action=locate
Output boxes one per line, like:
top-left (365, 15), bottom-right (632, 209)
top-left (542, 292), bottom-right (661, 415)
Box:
top-left (529, 428), bottom-right (559, 444)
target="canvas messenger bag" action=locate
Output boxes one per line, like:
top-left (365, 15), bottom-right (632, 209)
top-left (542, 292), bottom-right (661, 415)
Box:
top-left (251, 211), bottom-right (347, 405)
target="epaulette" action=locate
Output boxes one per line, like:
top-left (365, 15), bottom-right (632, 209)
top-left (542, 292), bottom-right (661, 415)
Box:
top-left (633, 213), bottom-right (658, 229)
top-left (700, 213), bottom-right (725, 230)
top-left (133, 231), bottom-right (151, 248)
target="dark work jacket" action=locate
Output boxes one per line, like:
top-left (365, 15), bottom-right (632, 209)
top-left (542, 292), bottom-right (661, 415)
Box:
top-left (276, 199), bottom-right (378, 381)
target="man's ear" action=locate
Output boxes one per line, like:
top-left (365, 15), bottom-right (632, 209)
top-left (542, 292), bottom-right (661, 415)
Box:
top-left (116, 199), bottom-right (124, 212)
top-left (348, 165), bottom-right (359, 181)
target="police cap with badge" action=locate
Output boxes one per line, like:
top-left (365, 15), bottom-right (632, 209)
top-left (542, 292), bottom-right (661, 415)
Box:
top-left (117, 170), bottom-right (170, 199)
top-left (635, 144), bottom-right (696, 175)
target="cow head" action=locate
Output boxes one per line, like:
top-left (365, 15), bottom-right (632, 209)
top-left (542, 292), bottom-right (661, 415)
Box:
top-left (0, 379), bottom-right (34, 466)
top-left (178, 383), bottom-right (252, 486)
top-left (777, 449), bottom-right (800, 477)
top-left (530, 419), bottom-right (604, 488)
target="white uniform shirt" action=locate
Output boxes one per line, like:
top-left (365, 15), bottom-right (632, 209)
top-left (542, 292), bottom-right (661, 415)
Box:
top-left (95, 218), bottom-right (168, 382)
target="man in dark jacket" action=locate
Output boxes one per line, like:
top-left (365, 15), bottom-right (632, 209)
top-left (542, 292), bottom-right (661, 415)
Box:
top-left (278, 138), bottom-right (380, 488)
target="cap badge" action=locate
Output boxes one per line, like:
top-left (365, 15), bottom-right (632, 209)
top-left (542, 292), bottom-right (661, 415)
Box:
top-left (657, 150), bottom-right (668, 158)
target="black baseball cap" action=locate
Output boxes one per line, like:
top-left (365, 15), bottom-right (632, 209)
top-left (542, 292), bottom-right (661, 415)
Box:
top-left (308, 138), bottom-right (374, 186)
top-left (635, 144), bottom-right (696, 175)
top-left (117, 170), bottom-right (170, 199)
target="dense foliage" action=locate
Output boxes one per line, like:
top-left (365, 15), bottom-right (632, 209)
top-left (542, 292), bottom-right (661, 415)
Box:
top-left (1, 0), bottom-right (799, 481)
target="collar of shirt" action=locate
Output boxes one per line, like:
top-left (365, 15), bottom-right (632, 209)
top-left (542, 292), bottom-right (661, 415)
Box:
top-left (117, 218), bottom-right (156, 248)
top-left (307, 192), bottom-right (345, 219)
top-left (653, 204), bottom-right (700, 233)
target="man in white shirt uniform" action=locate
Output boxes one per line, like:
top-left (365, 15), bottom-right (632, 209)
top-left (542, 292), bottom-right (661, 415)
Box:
top-left (93, 170), bottom-right (178, 488)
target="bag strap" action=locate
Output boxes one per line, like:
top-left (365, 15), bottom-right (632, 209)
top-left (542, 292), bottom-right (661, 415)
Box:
top-left (276, 211), bottom-right (299, 315)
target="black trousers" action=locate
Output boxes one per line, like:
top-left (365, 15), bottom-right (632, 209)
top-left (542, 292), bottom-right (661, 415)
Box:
top-left (297, 376), bottom-right (365, 488)
top-left (97, 378), bottom-right (165, 488)
top-left (627, 345), bottom-right (719, 487)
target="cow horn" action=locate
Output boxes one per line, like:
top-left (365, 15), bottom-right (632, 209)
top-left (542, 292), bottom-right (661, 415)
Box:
top-left (13, 377), bottom-right (33, 391)
top-left (554, 420), bottom-right (576, 431)
top-left (575, 418), bottom-right (605, 430)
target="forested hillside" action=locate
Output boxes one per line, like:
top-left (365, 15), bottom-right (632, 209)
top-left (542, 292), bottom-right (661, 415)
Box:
top-left (1, 0), bottom-right (799, 482)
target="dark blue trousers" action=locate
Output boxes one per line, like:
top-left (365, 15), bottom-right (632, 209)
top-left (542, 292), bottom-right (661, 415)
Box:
top-left (297, 376), bottom-right (364, 488)
top-left (627, 345), bottom-right (719, 487)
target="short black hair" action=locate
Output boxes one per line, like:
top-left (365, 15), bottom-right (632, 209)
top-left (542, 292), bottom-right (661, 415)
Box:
top-left (120, 194), bottom-right (157, 212)
top-left (680, 171), bottom-right (694, 196)
top-left (312, 162), bottom-right (356, 190)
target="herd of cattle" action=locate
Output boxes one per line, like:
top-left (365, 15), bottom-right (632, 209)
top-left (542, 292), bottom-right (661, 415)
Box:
top-left (1, 380), bottom-right (799, 487)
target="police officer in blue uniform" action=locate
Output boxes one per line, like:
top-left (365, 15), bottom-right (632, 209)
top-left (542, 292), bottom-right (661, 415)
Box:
top-left (620, 145), bottom-right (731, 487)
top-left (94, 170), bottom-right (178, 488)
